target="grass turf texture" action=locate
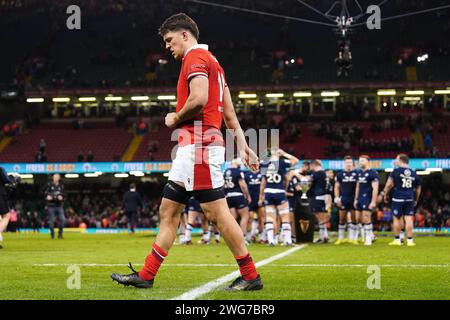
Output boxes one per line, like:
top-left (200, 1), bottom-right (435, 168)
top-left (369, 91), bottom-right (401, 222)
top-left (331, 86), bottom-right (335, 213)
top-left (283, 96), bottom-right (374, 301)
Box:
top-left (0, 233), bottom-right (449, 300)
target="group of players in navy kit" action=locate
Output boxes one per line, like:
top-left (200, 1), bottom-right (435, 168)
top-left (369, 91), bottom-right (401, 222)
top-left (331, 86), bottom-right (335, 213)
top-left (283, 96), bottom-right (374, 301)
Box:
top-left (176, 150), bottom-right (421, 247)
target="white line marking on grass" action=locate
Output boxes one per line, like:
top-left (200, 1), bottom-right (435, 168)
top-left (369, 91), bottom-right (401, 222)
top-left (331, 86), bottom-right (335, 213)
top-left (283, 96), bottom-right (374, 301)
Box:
top-left (32, 263), bottom-right (235, 267)
top-left (32, 262), bottom-right (449, 269)
top-left (270, 264), bottom-right (450, 268)
top-left (171, 244), bottom-right (308, 300)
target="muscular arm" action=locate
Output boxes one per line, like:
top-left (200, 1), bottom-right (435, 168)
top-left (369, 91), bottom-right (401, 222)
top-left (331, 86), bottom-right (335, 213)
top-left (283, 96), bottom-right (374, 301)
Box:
top-left (381, 177), bottom-right (394, 196)
top-left (238, 179), bottom-right (251, 202)
top-left (334, 181), bottom-right (341, 199)
top-left (278, 149), bottom-right (299, 166)
top-left (371, 180), bottom-right (379, 204)
top-left (354, 182), bottom-right (359, 204)
top-left (175, 77), bottom-right (209, 122)
top-left (415, 185), bottom-right (422, 204)
top-left (259, 176), bottom-right (266, 204)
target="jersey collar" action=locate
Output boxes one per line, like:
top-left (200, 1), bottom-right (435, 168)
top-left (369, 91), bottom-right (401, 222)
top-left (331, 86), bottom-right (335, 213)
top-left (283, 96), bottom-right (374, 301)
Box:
top-left (183, 44), bottom-right (209, 58)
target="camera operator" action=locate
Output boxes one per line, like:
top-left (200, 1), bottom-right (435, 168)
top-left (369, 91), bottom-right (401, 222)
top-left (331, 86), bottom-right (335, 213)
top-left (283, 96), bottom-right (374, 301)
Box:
top-left (44, 173), bottom-right (66, 239)
top-left (0, 167), bottom-right (20, 249)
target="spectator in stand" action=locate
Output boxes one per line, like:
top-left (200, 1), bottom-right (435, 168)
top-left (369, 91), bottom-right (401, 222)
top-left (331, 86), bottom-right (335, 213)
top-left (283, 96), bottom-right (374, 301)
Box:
top-left (39, 138), bottom-right (46, 153)
top-left (137, 119), bottom-right (147, 135)
top-left (77, 152), bottom-right (84, 162)
top-left (2, 123), bottom-right (11, 137)
top-left (424, 133), bottom-right (433, 151)
top-left (35, 151), bottom-right (47, 163)
top-left (87, 151), bottom-right (94, 162)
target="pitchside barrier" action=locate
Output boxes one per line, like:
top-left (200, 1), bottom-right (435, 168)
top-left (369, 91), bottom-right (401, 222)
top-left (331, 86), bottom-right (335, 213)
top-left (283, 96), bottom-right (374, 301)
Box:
top-left (15, 227), bottom-right (450, 235)
top-left (2, 158), bottom-right (450, 175)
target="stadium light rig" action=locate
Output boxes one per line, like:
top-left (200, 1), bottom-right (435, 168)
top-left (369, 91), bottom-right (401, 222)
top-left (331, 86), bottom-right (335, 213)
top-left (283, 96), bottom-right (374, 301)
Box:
top-left (238, 93), bottom-right (257, 99)
top-left (377, 90), bottom-right (396, 96)
top-left (434, 89), bottom-right (450, 95)
top-left (26, 98), bottom-right (44, 103)
top-left (265, 93), bottom-right (284, 98)
top-left (406, 90), bottom-right (425, 95)
top-left (78, 97), bottom-right (97, 102)
top-left (157, 95), bottom-right (176, 100)
top-left (321, 91), bottom-right (340, 97)
top-left (105, 96), bottom-right (123, 101)
top-left (293, 91), bottom-right (312, 97)
top-left (52, 97), bottom-right (71, 103)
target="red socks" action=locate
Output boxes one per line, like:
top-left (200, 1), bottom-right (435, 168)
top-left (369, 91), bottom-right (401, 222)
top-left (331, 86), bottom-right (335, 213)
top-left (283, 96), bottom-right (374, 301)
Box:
top-left (235, 253), bottom-right (258, 281)
top-left (138, 243), bottom-right (167, 281)
top-left (138, 244), bottom-right (257, 282)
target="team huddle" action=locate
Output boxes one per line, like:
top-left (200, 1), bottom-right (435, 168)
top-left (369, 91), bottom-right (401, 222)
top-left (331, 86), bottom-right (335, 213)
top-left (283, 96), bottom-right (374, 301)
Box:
top-left (176, 152), bottom-right (421, 248)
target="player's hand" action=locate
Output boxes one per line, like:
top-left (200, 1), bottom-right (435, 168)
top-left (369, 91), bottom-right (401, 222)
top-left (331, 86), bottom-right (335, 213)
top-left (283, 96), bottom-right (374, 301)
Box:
top-left (276, 149), bottom-right (285, 157)
top-left (247, 195), bottom-right (252, 204)
top-left (258, 199), bottom-right (264, 207)
top-left (353, 200), bottom-right (358, 209)
top-left (165, 112), bottom-right (180, 128)
top-left (376, 195), bottom-right (383, 204)
top-left (46, 195), bottom-right (52, 201)
top-left (240, 148), bottom-right (259, 172)
top-left (369, 201), bottom-right (376, 210)
top-left (384, 195), bottom-right (390, 204)
top-left (57, 195), bottom-right (63, 201)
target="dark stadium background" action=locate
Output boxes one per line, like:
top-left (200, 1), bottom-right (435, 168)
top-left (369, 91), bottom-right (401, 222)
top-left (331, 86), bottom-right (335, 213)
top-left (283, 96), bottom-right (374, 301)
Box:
top-left (0, 0), bottom-right (449, 232)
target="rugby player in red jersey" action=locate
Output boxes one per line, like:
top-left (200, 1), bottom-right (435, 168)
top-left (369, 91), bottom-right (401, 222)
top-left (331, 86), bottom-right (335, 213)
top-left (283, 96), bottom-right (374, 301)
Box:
top-left (111, 13), bottom-right (262, 291)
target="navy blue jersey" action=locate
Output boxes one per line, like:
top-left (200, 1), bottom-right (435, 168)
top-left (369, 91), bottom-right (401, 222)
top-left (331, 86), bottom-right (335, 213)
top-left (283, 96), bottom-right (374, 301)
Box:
top-left (336, 170), bottom-right (358, 198)
top-left (223, 167), bottom-right (244, 194)
top-left (326, 178), bottom-right (334, 195)
top-left (287, 175), bottom-right (300, 197)
top-left (260, 158), bottom-right (291, 192)
top-left (389, 167), bottom-right (421, 200)
top-left (244, 171), bottom-right (262, 199)
top-left (357, 169), bottom-right (379, 197)
top-left (310, 170), bottom-right (327, 197)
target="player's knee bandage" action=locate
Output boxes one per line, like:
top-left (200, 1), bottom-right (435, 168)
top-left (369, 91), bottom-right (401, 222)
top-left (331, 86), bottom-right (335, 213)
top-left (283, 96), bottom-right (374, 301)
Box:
top-left (193, 186), bottom-right (225, 204)
top-left (265, 207), bottom-right (276, 216)
top-left (279, 207), bottom-right (290, 216)
top-left (163, 181), bottom-right (190, 205)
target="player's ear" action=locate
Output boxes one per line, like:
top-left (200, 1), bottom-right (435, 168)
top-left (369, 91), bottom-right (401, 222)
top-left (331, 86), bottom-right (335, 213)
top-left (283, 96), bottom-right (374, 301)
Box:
top-left (181, 30), bottom-right (189, 41)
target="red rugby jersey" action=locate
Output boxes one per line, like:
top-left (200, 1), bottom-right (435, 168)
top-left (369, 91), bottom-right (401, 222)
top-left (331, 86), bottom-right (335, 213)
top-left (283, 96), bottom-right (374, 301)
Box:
top-left (176, 44), bottom-right (226, 146)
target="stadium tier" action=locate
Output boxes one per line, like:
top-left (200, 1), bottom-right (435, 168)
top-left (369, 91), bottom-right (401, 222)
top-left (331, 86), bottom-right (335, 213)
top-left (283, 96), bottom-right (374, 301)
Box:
top-left (0, 114), bottom-right (448, 162)
top-left (0, 122), bottom-right (133, 162)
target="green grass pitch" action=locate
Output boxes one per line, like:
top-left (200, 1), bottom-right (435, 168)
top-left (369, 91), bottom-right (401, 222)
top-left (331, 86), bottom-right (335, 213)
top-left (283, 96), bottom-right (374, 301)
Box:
top-left (0, 233), bottom-right (449, 300)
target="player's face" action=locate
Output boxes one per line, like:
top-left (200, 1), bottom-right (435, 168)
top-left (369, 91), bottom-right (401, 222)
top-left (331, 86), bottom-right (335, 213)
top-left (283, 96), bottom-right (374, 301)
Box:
top-left (344, 159), bottom-right (353, 171)
top-left (394, 156), bottom-right (401, 167)
top-left (326, 170), bottom-right (334, 179)
top-left (163, 31), bottom-right (185, 60)
top-left (53, 174), bottom-right (60, 183)
top-left (301, 164), bottom-right (309, 173)
top-left (359, 157), bottom-right (368, 169)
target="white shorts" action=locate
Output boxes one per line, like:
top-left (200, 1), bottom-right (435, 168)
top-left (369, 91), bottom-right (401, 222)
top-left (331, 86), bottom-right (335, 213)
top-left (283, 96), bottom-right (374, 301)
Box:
top-left (168, 144), bottom-right (225, 191)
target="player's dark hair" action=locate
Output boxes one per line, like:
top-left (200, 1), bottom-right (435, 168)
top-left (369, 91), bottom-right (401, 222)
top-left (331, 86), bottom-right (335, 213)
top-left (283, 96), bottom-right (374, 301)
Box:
top-left (159, 13), bottom-right (199, 40)
top-left (302, 160), bottom-right (310, 166)
top-left (343, 155), bottom-right (353, 161)
top-left (397, 153), bottom-right (409, 164)
top-left (359, 155), bottom-right (370, 161)
top-left (130, 183), bottom-right (136, 189)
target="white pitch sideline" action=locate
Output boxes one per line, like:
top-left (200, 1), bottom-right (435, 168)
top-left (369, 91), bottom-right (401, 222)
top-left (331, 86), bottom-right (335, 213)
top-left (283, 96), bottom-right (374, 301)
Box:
top-left (32, 262), bottom-right (449, 269)
top-left (171, 244), bottom-right (308, 300)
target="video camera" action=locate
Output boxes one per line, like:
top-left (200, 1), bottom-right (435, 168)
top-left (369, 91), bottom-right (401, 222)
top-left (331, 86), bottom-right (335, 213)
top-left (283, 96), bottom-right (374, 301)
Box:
top-left (5, 174), bottom-right (21, 191)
